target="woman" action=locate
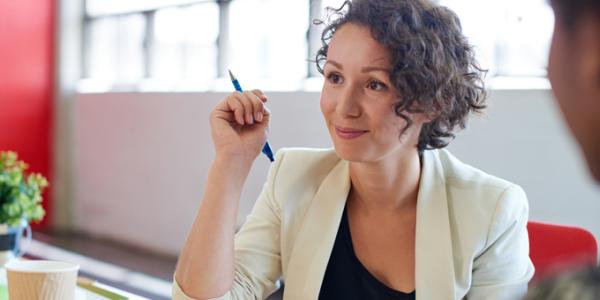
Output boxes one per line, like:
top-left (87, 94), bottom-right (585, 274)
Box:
top-left (173, 0), bottom-right (534, 299)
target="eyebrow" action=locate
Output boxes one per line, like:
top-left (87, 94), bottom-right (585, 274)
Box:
top-left (325, 60), bottom-right (390, 74)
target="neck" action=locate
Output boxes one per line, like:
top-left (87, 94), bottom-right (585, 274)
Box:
top-left (348, 149), bottom-right (421, 213)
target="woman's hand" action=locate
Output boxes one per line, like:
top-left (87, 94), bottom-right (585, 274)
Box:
top-left (177, 89), bottom-right (269, 298)
top-left (210, 89), bottom-right (270, 164)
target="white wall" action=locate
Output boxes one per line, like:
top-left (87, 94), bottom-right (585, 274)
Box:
top-left (74, 90), bottom-right (600, 256)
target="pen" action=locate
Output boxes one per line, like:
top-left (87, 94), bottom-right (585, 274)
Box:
top-left (228, 69), bottom-right (275, 162)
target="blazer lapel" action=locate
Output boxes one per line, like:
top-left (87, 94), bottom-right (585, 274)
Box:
top-left (283, 150), bottom-right (457, 299)
top-left (283, 159), bottom-right (350, 300)
top-left (415, 149), bottom-right (457, 299)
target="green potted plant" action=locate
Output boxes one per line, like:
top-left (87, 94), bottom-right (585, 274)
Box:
top-left (0, 151), bottom-right (47, 265)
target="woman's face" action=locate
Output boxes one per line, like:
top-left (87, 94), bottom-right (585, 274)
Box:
top-left (320, 23), bottom-right (426, 163)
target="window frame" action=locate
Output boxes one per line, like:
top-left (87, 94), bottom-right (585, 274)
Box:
top-left (80, 0), bottom-right (552, 92)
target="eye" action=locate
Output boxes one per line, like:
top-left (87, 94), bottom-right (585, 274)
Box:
top-left (326, 72), bottom-right (343, 85)
top-left (367, 80), bottom-right (387, 91)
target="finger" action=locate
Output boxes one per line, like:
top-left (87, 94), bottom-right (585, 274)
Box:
top-left (251, 89), bottom-right (268, 103)
top-left (212, 109), bottom-right (236, 123)
top-left (259, 107), bottom-right (271, 131)
top-left (247, 91), bottom-right (265, 122)
top-left (241, 91), bottom-right (258, 124)
top-left (227, 92), bottom-right (246, 125)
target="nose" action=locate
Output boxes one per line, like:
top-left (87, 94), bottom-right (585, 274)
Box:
top-left (336, 85), bottom-right (362, 118)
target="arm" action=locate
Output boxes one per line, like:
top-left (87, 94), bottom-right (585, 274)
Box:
top-left (467, 185), bottom-right (535, 300)
top-left (173, 89), bottom-right (273, 299)
top-left (173, 153), bottom-right (284, 300)
top-left (174, 156), bottom-right (252, 299)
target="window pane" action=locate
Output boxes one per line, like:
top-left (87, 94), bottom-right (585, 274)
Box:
top-left (439, 0), bottom-right (553, 77)
top-left (152, 3), bottom-right (219, 83)
top-left (118, 14), bottom-right (146, 82)
top-left (87, 0), bottom-right (205, 17)
top-left (229, 0), bottom-right (309, 83)
top-left (87, 17), bottom-right (118, 81)
top-left (87, 14), bottom-right (145, 83)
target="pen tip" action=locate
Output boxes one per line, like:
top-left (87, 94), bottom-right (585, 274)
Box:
top-left (228, 69), bottom-right (236, 81)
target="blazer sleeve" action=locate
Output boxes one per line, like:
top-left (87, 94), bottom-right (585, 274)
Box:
top-left (173, 151), bottom-right (286, 300)
top-left (467, 185), bottom-right (535, 300)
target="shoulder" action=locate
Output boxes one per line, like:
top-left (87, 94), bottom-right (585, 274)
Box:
top-left (434, 148), bottom-right (528, 210)
top-left (272, 147), bottom-right (342, 183)
top-left (435, 149), bottom-right (518, 194)
top-left (269, 147), bottom-right (343, 200)
top-left (431, 149), bottom-right (529, 245)
top-left (274, 147), bottom-right (341, 172)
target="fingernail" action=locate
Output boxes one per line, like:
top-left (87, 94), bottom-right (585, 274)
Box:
top-left (256, 112), bottom-right (263, 122)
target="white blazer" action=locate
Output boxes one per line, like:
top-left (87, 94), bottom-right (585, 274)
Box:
top-left (174, 148), bottom-right (534, 300)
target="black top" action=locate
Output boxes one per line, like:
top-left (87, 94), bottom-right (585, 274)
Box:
top-left (318, 206), bottom-right (416, 300)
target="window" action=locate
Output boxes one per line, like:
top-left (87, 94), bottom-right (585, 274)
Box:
top-left (229, 0), bottom-right (308, 85)
top-left (439, 0), bottom-right (554, 77)
top-left (152, 4), bottom-right (219, 84)
top-left (82, 0), bottom-right (554, 91)
top-left (86, 13), bottom-right (146, 84)
top-left (84, 0), bottom-right (221, 90)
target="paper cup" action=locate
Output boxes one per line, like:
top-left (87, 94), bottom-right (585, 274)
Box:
top-left (5, 260), bottom-right (79, 300)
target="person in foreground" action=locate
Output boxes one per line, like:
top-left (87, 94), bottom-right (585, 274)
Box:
top-left (522, 0), bottom-right (600, 299)
top-left (173, 0), bottom-right (534, 299)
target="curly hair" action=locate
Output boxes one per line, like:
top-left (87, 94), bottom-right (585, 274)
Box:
top-left (315, 0), bottom-right (486, 153)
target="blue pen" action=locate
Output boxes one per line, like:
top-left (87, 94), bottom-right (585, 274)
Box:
top-left (228, 69), bottom-right (275, 162)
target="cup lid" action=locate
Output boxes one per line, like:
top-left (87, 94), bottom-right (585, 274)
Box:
top-left (5, 260), bottom-right (79, 273)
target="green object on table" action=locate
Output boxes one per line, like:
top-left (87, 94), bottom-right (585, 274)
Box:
top-left (77, 281), bottom-right (128, 300)
top-left (0, 284), bottom-right (8, 300)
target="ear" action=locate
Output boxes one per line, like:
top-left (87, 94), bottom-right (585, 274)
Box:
top-left (424, 102), bottom-right (442, 123)
top-left (407, 99), bottom-right (442, 123)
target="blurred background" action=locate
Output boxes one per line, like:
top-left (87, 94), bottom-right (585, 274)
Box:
top-left (1, 0), bottom-right (598, 299)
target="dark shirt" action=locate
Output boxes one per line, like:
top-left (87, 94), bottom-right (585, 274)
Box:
top-left (318, 206), bottom-right (416, 300)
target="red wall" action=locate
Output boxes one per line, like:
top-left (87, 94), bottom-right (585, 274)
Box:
top-left (0, 0), bottom-right (54, 228)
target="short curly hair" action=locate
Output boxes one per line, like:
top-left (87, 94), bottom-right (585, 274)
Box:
top-left (315, 0), bottom-right (486, 153)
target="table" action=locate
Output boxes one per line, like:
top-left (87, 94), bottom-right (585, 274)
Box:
top-left (0, 267), bottom-right (145, 300)
top-left (0, 238), bottom-right (172, 300)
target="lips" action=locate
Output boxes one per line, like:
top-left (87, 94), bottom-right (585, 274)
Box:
top-left (334, 126), bottom-right (369, 140)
